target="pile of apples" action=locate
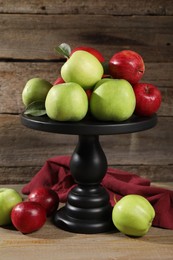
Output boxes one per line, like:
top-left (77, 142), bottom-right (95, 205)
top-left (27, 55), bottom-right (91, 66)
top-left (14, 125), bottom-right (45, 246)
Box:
top-left (22, 43), bottom-right (162, 122)
top-left (0, 187), bottom-right (59, 234)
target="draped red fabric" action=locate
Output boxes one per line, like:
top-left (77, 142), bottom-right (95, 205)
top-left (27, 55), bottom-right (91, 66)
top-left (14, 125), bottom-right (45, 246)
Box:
top-left (22, 155), bottom-right (173, 230)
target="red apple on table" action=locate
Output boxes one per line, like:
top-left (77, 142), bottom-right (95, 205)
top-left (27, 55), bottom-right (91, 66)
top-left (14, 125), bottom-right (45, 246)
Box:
top-left (28, 187), bottom-right (59, 217)
top-left (109, 50), bottom-right (145, 85)
top-left (11, 201), bottom-right (46, 234)
top-left (133, 83), bottom-right (162, 116)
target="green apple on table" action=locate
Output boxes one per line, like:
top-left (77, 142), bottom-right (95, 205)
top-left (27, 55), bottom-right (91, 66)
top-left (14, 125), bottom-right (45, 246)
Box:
top-left (0, 188), bottom-right (23, 226)
top-left (22, 78), bottom-right (52, 107)
top-left (45, 82), bottom-right (88, 121)
top-left (112, 194), bottom-right (155, 237)
top-left (61, 50), bottom-right (104, 90)
top-left (90, 79), bottom-right (136, 121)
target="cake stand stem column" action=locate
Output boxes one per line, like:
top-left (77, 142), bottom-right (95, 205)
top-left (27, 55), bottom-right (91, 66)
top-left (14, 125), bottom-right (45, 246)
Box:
top-left (53, 135), bottom-right (113, 233)
top-left (70, 135), bottom-right (107, 185)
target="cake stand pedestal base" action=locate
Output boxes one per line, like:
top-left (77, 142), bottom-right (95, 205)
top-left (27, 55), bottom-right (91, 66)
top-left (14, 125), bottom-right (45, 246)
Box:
top-left (53, 135), bottom-right (113, 233)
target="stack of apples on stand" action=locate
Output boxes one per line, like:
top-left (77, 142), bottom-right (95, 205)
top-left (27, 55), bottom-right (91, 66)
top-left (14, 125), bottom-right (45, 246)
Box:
top-left (0, 44), bottom-right (161, 236)
top-left (22, 43), bottom-right (162, 121)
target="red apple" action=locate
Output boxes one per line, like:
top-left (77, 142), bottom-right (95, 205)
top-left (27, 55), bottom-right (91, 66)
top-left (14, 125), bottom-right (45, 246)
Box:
top-left (53, 77), bottom-right (65, 85)
top-left (70, 46), bottom-right (105, 62)
top-left (28, 187), bottom-right (59, 217)
top-left (85, 89), bottom-right (92, 102)
top-left (133, 83), bottom-right (162, 116)
top-left (109, 50), bottom-right (145, 85)
top-left (11, 201), bottom-right (46, 234)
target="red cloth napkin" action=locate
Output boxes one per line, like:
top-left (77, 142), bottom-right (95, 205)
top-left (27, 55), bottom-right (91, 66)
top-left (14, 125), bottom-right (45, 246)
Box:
top-left (22, 155), bottom-right (173, 230)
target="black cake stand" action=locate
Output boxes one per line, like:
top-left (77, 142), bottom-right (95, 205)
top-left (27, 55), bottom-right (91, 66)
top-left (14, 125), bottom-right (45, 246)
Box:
top-left (21, 113), bottom-right (157, 234)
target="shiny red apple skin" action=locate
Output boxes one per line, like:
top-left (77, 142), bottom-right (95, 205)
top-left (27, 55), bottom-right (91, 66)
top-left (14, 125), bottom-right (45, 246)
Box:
top-left (11, 201), bottom-right (46, 234)
top-left (70, 46), bottom-right (105, 62)
top-left (28, 187), bottom-right (59, 217)
top-left (109, 50), bottom-right (145, 85)
top-left (133, 83), bottom-right (162, 116)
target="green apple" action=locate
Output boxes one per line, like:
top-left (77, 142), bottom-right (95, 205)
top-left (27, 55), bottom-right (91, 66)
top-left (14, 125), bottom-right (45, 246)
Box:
top-left (90, 79), bottom-right (136, 121)
top-left (0, 188), bottom-right (23, 226)
top-left (61, 50), bottom-right (104, 90)
top-left (45, 82), bottom-right (88, 121)
top-left (112, 194), bottom-right (155, 237)
top-left (22, 78), bottom-right (52, 107)
top-left (94, 78), bottom-right (113, 90)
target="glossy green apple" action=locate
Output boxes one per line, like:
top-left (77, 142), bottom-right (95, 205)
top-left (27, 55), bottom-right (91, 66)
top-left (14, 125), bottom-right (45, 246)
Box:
top-left (61, 50), bottom-right (104, 90)
top-left (90, 79), bottom-right (136, 121)
top-left (0, 188), bottom-right (23, 226)
top-left (45, 82), bottom-right (88, 121)
top-left (112, 194), bottom-right (155, 237)
top-left (22, 78), bottom-right (52, 107)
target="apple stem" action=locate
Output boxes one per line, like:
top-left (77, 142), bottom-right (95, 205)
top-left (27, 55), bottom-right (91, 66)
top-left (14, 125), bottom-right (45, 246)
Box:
top-left (113, 194), bottom-right (117, 204)
top-left (145, 85), bottom-right (150, 94)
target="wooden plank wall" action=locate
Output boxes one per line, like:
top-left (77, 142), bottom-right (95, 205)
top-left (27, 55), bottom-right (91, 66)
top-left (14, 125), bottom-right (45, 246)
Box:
top-left (0, 0), bottom-right (173, 184)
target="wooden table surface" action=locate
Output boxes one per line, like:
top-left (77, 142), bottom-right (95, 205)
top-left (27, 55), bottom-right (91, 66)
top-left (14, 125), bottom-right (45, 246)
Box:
top-left (0, 183), bottom-right (173, 260)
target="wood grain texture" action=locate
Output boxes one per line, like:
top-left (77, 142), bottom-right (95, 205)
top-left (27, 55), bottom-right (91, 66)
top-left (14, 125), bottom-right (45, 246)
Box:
top-left (1, 220), bottom-right (173, 260)
top-left (0, 115), bottom-right (172, 183)
top-left (0, 0), bottom-right (172, 15)
top-left (0, 1), bottom-right (172, 185)
top-left (1, 115), bottom-right (173, 166)
top-left (0, 14), bottom-right (172, 61)
top-left (0, 183), bottom-right (173, 260)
